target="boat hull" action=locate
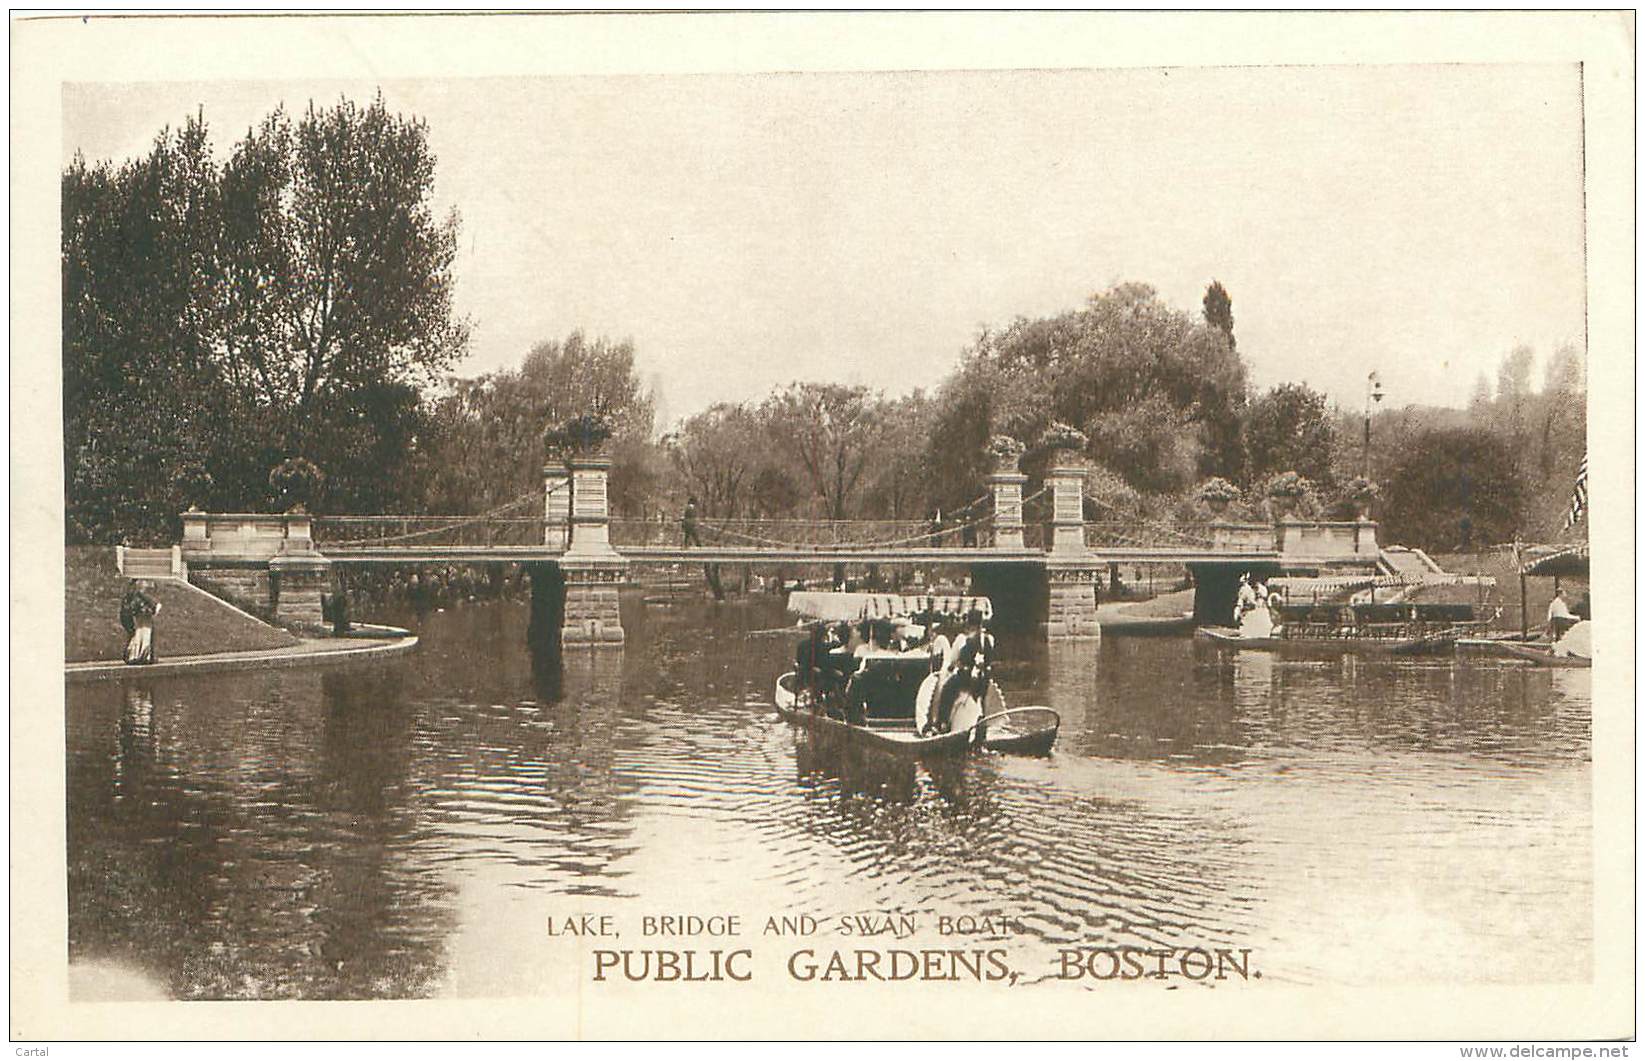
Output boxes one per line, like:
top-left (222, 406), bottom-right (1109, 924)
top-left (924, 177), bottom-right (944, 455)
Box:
top-left (975, 707), bottom-right (1060, 756)
top-left (774, 673), bottom-right (974, 757)
top-left (1195, 626), bottom-right (1436, 655)
top-left (773, 674), bottom-right (1059, 756)
top-left (1456, 638), bottom-right (1592, 668)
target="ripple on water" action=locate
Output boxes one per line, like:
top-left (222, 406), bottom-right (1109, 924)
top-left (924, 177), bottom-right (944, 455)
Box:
top-left (67, 597), bottom-right (1591, 998)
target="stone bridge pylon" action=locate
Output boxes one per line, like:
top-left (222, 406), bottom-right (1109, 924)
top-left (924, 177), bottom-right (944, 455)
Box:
top-left (552, 450), bottom-right (626, 646)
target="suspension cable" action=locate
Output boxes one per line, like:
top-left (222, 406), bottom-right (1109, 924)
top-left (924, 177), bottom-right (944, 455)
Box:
top-left (332, 490), bottom-right (545, 544)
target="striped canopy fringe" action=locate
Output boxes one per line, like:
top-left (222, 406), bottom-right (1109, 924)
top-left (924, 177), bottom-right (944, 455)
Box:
top-left (1562, 452), bottom-right (1589, 530)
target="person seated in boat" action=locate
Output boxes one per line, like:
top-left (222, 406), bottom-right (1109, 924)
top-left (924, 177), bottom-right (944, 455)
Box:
top-left (839, 619), bottom-right (894, 725)
top-left (852, 618), bottom-right (881, 660)
top-left (1545, 588), bottom-right (1578, 640)
top-left (1232, 573), bottom-right (1257, 627)
top-left (795, 622), bottom-right (845, 708)
top-left (1238, 580), bottom-right (1274, 639)
top-left (926, 609), bottom-right (994, 736)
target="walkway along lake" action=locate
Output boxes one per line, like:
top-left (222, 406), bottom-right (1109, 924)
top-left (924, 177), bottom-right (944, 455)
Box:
top-left (66, 593), bottom-right (1591, 999)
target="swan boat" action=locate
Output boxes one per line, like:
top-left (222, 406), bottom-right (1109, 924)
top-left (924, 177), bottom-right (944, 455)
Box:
top-left (771, 592), bottom-right (1059, 757)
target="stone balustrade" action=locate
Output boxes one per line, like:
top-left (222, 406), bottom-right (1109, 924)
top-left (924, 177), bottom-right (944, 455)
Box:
top-left (1276, 519), bottom-right (1379, 560)
top-left (179, 510), bottom-right (330, 630)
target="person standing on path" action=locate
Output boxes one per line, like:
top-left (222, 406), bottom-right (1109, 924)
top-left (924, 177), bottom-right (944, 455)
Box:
top-left (120, 580), bottom-right (160, 665)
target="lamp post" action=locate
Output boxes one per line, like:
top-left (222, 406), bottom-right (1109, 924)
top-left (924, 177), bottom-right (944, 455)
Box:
top-left (1363, 371), bottom-right (1384, 480)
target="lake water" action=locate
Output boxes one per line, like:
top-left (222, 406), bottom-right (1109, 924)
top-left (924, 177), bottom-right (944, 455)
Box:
top-left (66, 593), bottom-right (1592, 999)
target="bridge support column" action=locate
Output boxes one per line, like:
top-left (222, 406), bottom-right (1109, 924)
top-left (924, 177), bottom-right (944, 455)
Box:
top-left (544, 454), bottom-right (570, 550)
top-left (1043, 562), bottom-right (1101, 640)
top-left (988, 467), bottom-right (1028, 549)
top-left (562, 452), bottom-right (626, 646)
top-left (269, 551), bottom-right (332, 630)
top-left (560, 562), bottom-right (626, 646)
top-left (181, 509), bottom-right (332, 631)
top-left (1042, 460), bottom-right (1100, 640)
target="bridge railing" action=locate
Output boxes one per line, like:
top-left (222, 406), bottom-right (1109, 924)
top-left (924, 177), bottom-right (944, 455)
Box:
top-left (1085, 520), bottom-right (1283, 553)
top-left (313, 515), bottom-right (548, 548)
top-left (609, 518), bottom-right (991, 550)
top-left (308, 513), bottom-right (1281, 555)
top-left (1084, 520), bottom-right (1218, 550)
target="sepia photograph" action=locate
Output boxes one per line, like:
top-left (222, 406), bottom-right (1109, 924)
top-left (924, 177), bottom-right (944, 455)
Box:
top-left (12, 10), bottom-right (1634, 1044)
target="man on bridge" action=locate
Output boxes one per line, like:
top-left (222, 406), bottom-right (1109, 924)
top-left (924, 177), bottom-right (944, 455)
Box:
top-left (681, 497), bottom-right (702, 548)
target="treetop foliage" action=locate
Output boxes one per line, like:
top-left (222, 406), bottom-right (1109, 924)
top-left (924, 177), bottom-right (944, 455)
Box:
top-left (65, 95), bottom-right (468, 542)
top-left (65, 102), bottom-right (1587, 555)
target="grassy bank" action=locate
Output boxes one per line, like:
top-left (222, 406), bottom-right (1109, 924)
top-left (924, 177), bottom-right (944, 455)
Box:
top-left (66, 546), bottom-right (298, 663)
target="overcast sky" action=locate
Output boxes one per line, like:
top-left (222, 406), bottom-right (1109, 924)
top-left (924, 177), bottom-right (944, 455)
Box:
top-left (64, 64), bottom-right (1587, 429)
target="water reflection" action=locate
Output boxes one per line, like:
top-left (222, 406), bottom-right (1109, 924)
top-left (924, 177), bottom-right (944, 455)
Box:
top-left (68, 594), bottom-right (1592, 998)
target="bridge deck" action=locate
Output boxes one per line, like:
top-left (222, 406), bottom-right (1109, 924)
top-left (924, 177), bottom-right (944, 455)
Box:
top-left (317, 543), bottom-right (1285, 565)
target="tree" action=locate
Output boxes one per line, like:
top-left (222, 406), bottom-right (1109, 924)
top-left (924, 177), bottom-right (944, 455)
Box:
top-left (1531, 342), bottom-right (1587, 529)
top-left (921, 356), bottom-right (1009, 515)
top-left (927, 283), bottom-right (1249, 499)
top-left (1242, 383), bottom-right (1339, 493)
top-left (860, 391), bottom-right (933, 519)
top-left (1202, 280), bottom-right (1235, 350)
top-left (666, 403), bottom-right (767, 518)
top-left (1492, 344), bottom-right (1536, 447)
top-left (63, 117), bottom-right (237, 542)
top-left (1467, 372), bottom-right (1493, 421)
top-left (1381, 427), bottom-right (1524, 551)
top-left (424, 331), bottom-right (656, 514)
top-left (218, 95), bottom-right (468, 436)
top-left (762, 382), bottom-right (887, 520)
top-left (1541, 341), bottom-right (1585, 396)
top-left (64, 95), bottom-right (472, 537)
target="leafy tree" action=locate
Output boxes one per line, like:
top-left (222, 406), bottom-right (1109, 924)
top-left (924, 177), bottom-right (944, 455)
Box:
top-left (1381, 427), bottom-right (1524, 551)
top-left (928, 283), bottom-right (1248, 499)
top-left (666, 403), bottom-right (767, 518)
top-left (1531, 342), bottom-right (1587, 530)
top-left (1492, 344), bottom-right (1536, 447)
top-left (1242, 383), bottom-right (1339, 493)
top-left (424, 331), bottom-right (656, 515)
top-left (1467, 372), bottom-right (1493, 421)
top-left (64, 95), bottom-right (471, 536)
top-left (1202, 280), bottom-right (1235, 350)
top-left (762, 382), bottom-right (887, 520)
top-left (218, 96), bottom-right (468, 429)
top-left (63, 117), bottom-right (235, 542)
top-left (861, 391), bottom-right (933, 519)
top-left (1541, 341), bottom-right (1585, 396)
top-left (921, 359), bottom-right (1004, 515)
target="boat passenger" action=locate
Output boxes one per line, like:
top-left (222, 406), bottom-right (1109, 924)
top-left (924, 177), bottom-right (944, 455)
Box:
top-left (1232, 573), bottom-right (1257, 626)
top-left (852, 619), bottom-right (879, 660)
top-left (1236, 577), bottom-right (1274, 639)
top-left (794, 622), bottom-right (835, 705)
top-left (1546, 588), bottom-right (1577, 639)
top-left (928, 609), bottom-right (994, 735)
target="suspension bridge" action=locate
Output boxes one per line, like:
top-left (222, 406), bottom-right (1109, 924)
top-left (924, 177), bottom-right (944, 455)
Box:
top-left (177, 454), bottom-right (1382, 645)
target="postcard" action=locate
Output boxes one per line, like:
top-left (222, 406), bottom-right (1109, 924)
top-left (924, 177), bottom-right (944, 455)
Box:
top-left (11, 10), bottom-right (1634, 1043)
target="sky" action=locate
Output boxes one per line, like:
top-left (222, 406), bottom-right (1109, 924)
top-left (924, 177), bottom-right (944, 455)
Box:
top-left (63, 64), bottom-right (1588, 430)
